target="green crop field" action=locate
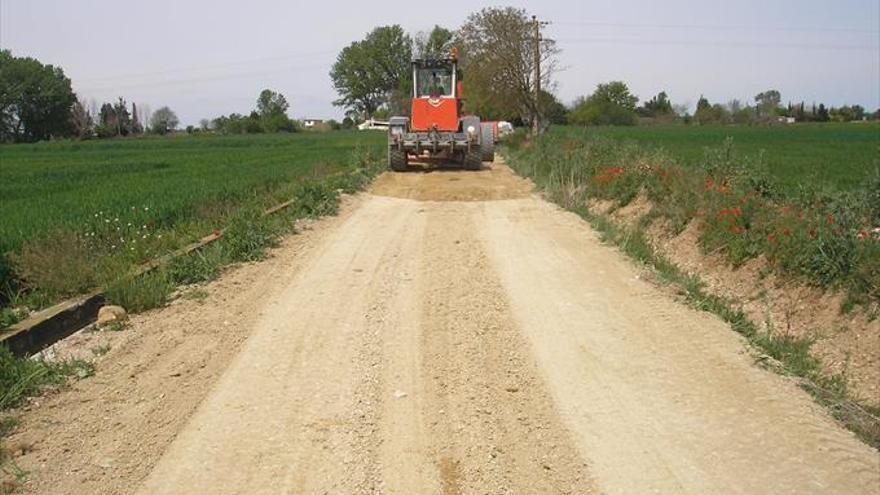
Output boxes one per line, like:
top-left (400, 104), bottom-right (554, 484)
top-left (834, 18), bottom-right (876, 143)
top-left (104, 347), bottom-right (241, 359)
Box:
top-left (553, 123), bottom-right (879, 192)
top-left (0, 131), bottom-right (384, 255)
top-left (0, 131), bottom-right (385, 314)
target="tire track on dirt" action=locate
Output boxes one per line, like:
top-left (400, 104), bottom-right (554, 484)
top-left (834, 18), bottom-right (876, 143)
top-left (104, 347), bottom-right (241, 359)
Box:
top-left (133, 193), bottom-right (596, 494)
top-left (135, 196), bottom-right (421, 494)
top-left (417, 201), bottom-right (595, 494)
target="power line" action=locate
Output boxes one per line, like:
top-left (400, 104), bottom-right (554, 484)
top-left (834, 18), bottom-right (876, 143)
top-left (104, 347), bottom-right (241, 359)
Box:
top-left (76, 62), bottom-right (328, 93)
top-left (75, 49), bottom-right (337, 84)
top-left (555, 37), bottom-right (879, 51)
top-left (553, 20), bottom-right (879, 34)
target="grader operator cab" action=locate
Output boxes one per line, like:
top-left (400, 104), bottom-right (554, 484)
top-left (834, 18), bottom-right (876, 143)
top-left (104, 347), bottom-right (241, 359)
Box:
top-left (387, 50), bottom-right (494, 171)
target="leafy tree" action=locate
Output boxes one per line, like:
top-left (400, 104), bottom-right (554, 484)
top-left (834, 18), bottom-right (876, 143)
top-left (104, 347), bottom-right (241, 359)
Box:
top-left (696, 95), bottom-right (711, 112)
top-left (711, 103), bottom-right (731, 124)
top-left (415, 25), bottom-right (454, 59)
top-left (372, 108), bottom-right (391, 120)
top-left (69, 98), bottom-right (93, 139)
top-left (694, 95), bottom-right (715, 125)
top-left (458, 7), bottom-right (559, 125)
top-left (568, 81), bottom-right (638, 126)
top-left (593, 81), bottom-right (638, 110)
top-left (639, 91), bottom-right (674, 118)
top-left (114, 98), bottom-right (132, 136)
top-left (331, 25), bottom-right (412, 118)
top-left (540, 90), bottom-right (567, 125)
top-left (831, 104), bottom-right (867, 122)
top-left (816, 103), bottom-right (830, 122)
top-left (211, 115), bottom-right (228, 133)
top-left (754, 89), bottom-right (781, 120)
top-left (150, 106), bottom-right (179, 134)
top-left (95, 103), bottom-right (115, 138)
top-left (255, 89), bottom-right (295, 132)
top-left (851, 104), bottom-right (866, 121)
top-left (244, 111), bottom-right (263, 133)
top-left (256, 89), bottom-right (289, 118)
top-left (0, 49), bottom-right (76, 142)
top-left (199, 118), bottom-right (211, 131)
top-left (728, 100), bottom-right (755, 124)
top-left (131, 103), bottom-right (144, 135)
top-left (95, 97), bottom-right (136, 137)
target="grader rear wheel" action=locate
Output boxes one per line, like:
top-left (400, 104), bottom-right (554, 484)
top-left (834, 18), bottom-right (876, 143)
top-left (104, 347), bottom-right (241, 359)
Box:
top-left (480, 123), bottom-right (495, 162)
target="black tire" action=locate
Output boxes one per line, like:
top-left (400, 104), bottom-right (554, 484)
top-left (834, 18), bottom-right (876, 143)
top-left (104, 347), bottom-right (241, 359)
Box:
top-left (463, 148), bottom-right (482, 170)
top-left (388, 147), bottom-right (408, 172)
top-left (480, 123), bottom-right (495, 162)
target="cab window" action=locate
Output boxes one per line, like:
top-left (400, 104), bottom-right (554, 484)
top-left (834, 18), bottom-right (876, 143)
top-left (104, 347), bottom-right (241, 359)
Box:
top-left (416, 68), bottom-right (452, 97)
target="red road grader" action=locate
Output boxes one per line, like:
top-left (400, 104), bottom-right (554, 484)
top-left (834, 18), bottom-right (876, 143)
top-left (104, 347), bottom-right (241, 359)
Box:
top-left (387, 50), bottom-right (494, 171)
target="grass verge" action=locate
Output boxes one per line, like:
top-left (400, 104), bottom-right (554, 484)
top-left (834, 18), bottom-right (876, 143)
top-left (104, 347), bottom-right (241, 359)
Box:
top-left (105, 146), bottom-right (384, 311)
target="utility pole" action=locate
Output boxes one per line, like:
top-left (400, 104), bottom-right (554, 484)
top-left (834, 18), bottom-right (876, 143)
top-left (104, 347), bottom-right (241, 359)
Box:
top-left (532, 15), bottom-right (548, 135)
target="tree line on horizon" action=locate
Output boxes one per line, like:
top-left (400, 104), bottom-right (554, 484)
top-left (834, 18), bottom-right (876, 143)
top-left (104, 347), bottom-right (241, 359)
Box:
top-left (330, 6), bottom-right (879, 128)
top-left (557, 84), bottom-right (877, 127)
top-left (0, 49), bottom-right (186, 142)
top-left (0, 50), bottom-right (314, 143)
top-left (2, 7), bottom-right (880, 145)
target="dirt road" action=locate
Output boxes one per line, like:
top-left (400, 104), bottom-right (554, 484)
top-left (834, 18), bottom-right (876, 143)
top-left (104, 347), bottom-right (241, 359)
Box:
top-left (11, 162), bottom-right (880, 494)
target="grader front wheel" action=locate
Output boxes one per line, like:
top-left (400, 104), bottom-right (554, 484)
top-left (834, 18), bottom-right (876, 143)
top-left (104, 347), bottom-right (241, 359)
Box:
top-left (388, 147), bottom-right (408, 172)
top-left (463, 148), bottom-right (482, 170)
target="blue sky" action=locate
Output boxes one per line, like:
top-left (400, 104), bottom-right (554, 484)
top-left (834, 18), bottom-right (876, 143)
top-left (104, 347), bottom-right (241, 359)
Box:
top-left (2, 0), bottom-right (877, 125)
